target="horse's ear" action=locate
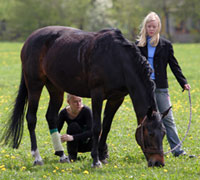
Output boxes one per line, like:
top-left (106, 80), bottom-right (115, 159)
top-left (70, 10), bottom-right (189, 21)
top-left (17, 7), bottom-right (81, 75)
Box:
top-left (161, 106), bottom-right (172, 119)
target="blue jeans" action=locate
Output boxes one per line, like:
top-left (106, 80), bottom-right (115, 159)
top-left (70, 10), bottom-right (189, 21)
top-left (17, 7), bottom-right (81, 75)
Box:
top-left (155, 88), bottom-right (182, 154)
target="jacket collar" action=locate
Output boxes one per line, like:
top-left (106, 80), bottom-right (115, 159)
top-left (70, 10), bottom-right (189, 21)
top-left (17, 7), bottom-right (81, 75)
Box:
top-left (139, 37), bottom-right (165, 57)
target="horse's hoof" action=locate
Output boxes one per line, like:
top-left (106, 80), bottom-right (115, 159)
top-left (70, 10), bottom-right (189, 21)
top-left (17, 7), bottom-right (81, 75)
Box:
top-left (91, 160), bottom-right (102, 168)
top-left (100, 159), bottom-right (108, 164)
top-left (60, 157), bottom-right (70, 163)
top-left (33, 160), bottom-right (44, 166)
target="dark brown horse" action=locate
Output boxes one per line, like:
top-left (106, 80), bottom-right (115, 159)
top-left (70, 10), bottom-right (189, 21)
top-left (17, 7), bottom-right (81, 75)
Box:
top-left (1, 26), bottom-right (167, 167)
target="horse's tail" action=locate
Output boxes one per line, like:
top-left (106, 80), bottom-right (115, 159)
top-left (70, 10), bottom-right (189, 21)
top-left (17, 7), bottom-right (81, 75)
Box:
top-left (1, 72), bottom-right (28, 148)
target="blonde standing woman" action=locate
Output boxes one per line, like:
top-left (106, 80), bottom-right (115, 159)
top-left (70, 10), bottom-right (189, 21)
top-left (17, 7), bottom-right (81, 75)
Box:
top-left (136, 12), bottom-right (191, 157)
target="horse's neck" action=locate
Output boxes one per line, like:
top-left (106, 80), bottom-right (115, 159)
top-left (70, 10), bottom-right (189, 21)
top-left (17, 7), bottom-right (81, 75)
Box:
top-left (126, 74), bottom-right (154, 123)
top-left (121, 53), bottom-right (156, 123)
top-left (129, 85), bottom-right (150, 119)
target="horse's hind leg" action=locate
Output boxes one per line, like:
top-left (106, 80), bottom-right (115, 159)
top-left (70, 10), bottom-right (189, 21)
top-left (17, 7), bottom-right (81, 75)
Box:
top-left (26, 82), bottom-right (44, 165)
top-left (99, 96), bottom-right (124, 164)
top-left (45, 82), bottom-right (69, 163)
top-left (90, 88), bottom-right (104, 168)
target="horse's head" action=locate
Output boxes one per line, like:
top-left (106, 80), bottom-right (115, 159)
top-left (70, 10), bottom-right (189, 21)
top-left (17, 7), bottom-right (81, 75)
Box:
top-left (135, 107), bottom-right (170, 167)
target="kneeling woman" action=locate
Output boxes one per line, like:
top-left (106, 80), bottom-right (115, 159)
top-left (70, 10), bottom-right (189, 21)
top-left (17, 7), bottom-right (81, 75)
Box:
top-left (57, 94), bottom-right (93, 162)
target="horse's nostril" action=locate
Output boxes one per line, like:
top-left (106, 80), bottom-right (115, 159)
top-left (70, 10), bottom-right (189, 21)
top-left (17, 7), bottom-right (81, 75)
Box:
top-left (154, 161), bottom-right (165, 167)
top-left (148, 161), bottom-right (153, 167)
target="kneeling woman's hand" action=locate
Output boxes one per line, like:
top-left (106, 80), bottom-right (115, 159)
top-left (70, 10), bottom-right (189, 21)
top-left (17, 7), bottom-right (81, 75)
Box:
top-left (61, 134), bottom-right (74, 142)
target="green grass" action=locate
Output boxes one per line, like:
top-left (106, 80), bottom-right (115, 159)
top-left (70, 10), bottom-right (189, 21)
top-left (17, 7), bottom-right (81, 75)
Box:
top-left (0, 42), bottom-right (200, 180)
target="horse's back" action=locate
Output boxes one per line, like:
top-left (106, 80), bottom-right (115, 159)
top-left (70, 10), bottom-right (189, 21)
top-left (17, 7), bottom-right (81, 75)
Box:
top-left (21, 26), bottom-right (88, 57)
top-left (21, 26), bottom-right (128, 98)
top-left (21, 26), bottom-right (95, 96)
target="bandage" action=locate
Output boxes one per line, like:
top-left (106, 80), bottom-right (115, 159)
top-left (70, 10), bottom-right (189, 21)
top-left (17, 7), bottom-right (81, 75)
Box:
top-left (50, 129), bottom-right (64, 152)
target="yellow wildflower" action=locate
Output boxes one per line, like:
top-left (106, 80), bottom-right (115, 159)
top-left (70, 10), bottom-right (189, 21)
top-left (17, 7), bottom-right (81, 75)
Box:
top-left (83, 170), bottom-right (89, 174)
top-left (11, 156), bottom-right (16, 159)
top-left (0, 165), bottom-right (5, 169)
top-left (21, 166), bottom-right (26, 171)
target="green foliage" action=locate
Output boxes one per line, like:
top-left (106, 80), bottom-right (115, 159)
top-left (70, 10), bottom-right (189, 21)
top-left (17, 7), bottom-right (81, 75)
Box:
top-left (109, 0), bottom-right (145, 40)
top-left (86, 0), bottom-right (114, 31)
top-left (1, 0), bottom-right (92, 41)
top-left (0, 43), bottom-right (200, 179)
top-left (0, 0), bottom-right (200, 41)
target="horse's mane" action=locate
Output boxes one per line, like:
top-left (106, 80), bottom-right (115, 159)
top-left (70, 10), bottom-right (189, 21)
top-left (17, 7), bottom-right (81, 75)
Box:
top-left (79, 28), bottom-right (156, 109)
top-left (107, 28), bottom-right (156, 110)
top-left (133, 48), bottom-right (156, 110)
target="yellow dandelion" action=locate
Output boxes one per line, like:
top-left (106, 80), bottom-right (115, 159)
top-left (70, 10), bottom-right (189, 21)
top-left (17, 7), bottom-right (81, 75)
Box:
top-left (1, 168), bottom-right (6, 171)
top-left (141, 174), bottom-right (145, 176)
top-left (0, 165), bottom-right (5, 169)
top-left (43, 175), bottom-right (47, 178)
top-left (114, 165), bottom-right (118, 168)
top-left (83, 170), bottom-right (89, 174)
top-left (55, 167), bottom-right (59, 170)
top-left (5, 155), bottom-right (9, 158)
top-left (1, 150), bottom-right (5, 153)
top-left (21, 166), bottom-right (26, 171)
top-left (61, 169), bottom-right (65, 172)
top-left (164, 169), bottom-right (168, 172)
top-left (11, 156), bottom-right (16, 159)
top-left (53, 170), bottom-right (56, 173)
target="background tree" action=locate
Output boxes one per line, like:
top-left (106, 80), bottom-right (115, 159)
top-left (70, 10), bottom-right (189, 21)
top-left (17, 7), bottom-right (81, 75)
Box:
top-left (0, 0), bottom-right (200, 42)
top-left (4, 0), bottom-right (91, 40)
top-left (173, 0), bottom-right (200, 41)
top-left (0, 0), bottom-right (16, 40)
top-left (109, 0), bottom-right (144, 40)
top-left (86, 0), bottom-right (114, 31)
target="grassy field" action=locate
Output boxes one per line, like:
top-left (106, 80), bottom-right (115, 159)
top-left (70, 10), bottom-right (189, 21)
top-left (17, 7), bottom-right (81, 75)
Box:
top-left (0, 42), bottom-right (199, 180)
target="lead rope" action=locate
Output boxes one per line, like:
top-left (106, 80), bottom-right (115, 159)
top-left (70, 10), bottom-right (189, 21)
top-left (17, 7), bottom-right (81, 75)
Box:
top-left (164, 89), bottom-right (192, 155)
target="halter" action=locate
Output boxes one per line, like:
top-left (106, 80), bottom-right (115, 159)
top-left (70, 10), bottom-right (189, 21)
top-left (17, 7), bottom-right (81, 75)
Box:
top-left (137, 116), bottom-right (164, 155)
top-left (138, 89), bottom-right (192, 155)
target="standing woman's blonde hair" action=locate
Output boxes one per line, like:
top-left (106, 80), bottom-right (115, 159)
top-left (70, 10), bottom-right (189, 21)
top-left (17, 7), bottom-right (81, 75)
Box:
top-left (137, 12), bottom-right (161, 47)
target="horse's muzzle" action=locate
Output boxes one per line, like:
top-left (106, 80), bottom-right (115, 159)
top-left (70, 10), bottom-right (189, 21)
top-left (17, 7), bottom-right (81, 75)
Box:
top-left (148, 160), bottom-right (165, 167)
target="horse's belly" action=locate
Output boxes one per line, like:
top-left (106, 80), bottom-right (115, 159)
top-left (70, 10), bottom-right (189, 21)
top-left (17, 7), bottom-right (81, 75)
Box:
top-left (44, 60), bottom-right (90, 97)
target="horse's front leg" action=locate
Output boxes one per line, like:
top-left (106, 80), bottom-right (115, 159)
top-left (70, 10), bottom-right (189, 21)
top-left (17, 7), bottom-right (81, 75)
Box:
top-left (91, 89), bottom-right (103, 168)
top-left (99, 96), bottom-right (124, 164)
